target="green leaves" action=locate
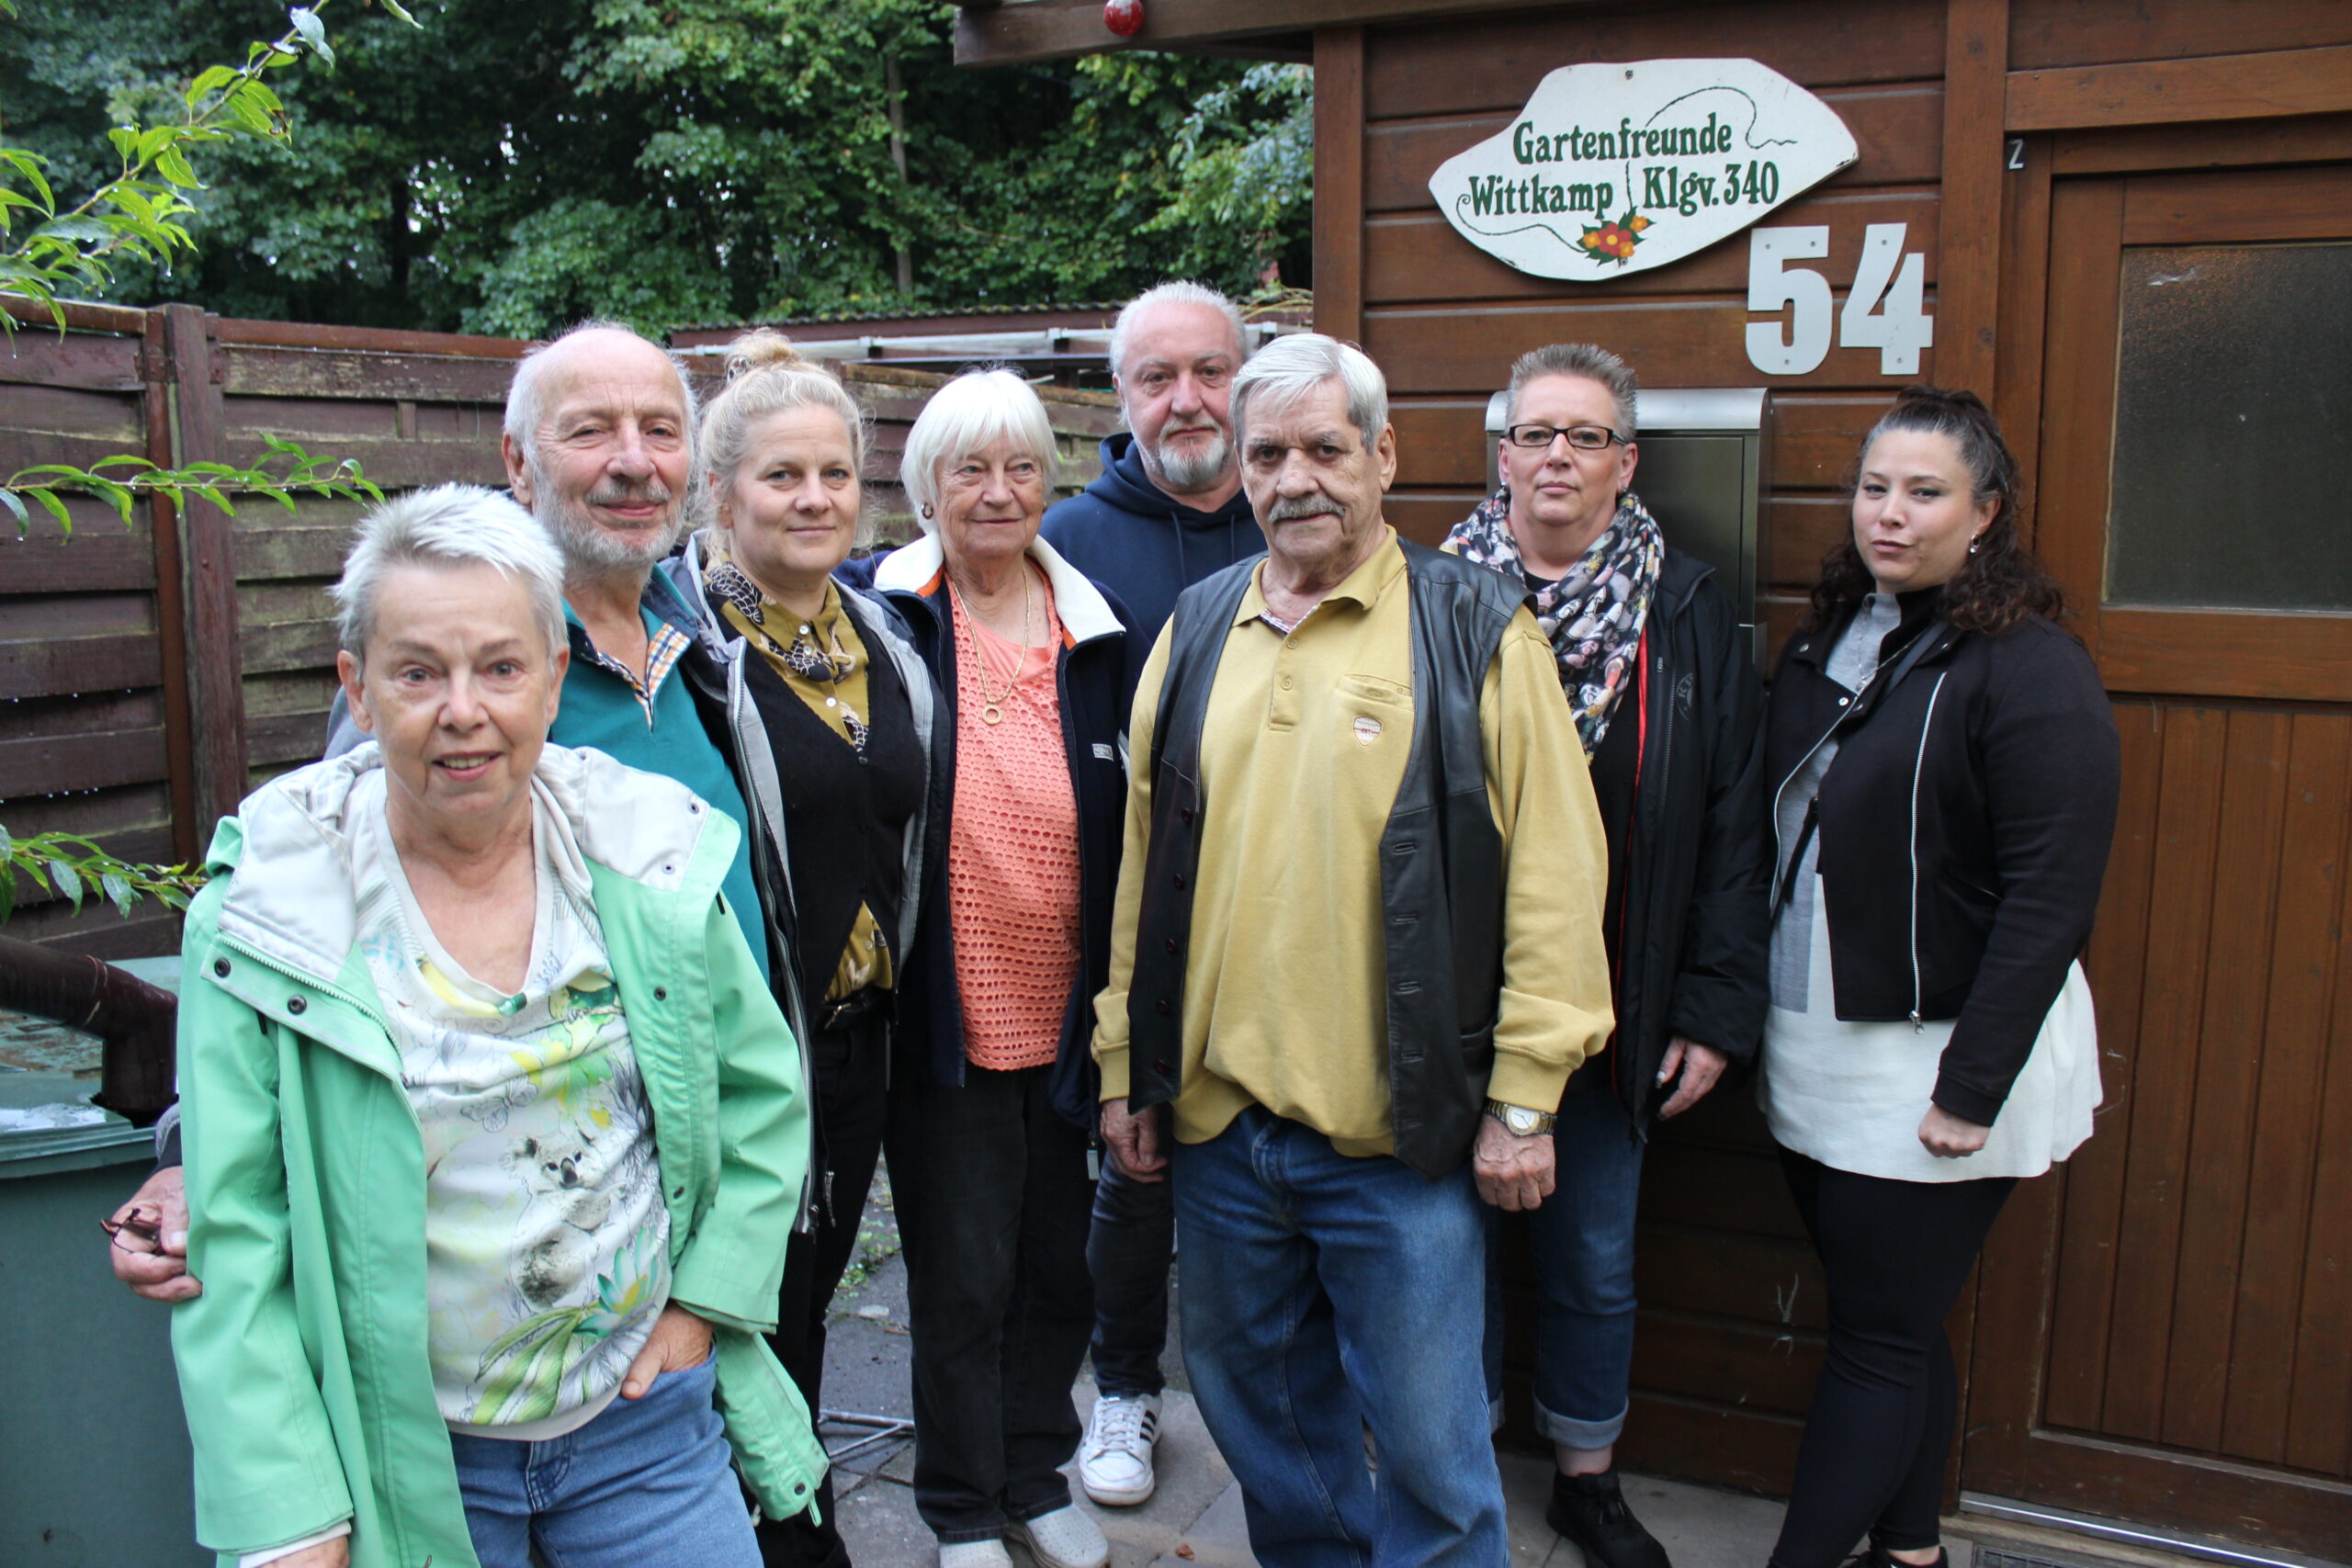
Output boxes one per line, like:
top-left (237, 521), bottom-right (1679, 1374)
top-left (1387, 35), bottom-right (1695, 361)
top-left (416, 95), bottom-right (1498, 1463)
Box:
top-left (287, 7), bottom-right (333, 70)
top-left (0, 829), bottom-right (208, 927)
top-left (2, 437), bottom-right (381, 536)
top-left (0, 0), bottom-right (354, 332)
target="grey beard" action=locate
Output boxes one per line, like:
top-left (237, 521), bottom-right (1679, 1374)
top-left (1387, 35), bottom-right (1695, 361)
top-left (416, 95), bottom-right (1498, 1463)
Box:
top-left (530, 473), bottom-right (684, 578)
top-left (1141, 426), bottom-right (1232, 494)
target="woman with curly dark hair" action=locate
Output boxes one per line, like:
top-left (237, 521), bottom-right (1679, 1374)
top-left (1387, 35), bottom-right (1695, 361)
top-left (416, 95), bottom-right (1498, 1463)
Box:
top-left (1760, 389), bottom-right (2120, 1568)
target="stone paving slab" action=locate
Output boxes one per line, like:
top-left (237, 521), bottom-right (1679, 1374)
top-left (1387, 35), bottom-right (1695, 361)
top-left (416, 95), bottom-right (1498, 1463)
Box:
top-left (820, 1162), bottom-right (1785, 1568)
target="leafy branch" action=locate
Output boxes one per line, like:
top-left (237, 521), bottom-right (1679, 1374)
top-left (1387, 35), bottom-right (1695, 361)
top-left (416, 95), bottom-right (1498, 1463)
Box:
top-left (0, 0), bottom-right (417, 331)
top-left (0, 827), bottom-right (209, 926)
top-left (3, 433), bottom-right (383, 537)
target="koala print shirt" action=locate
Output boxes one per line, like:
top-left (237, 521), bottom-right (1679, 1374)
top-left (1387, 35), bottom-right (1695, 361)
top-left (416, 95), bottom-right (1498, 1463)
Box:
top-left (350, 773), bottom-right (671, 1439)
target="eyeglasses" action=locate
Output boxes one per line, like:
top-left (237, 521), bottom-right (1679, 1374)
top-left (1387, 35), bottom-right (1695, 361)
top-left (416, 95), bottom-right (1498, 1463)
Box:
top-left (1504, 423), bottom-right (1628, 451)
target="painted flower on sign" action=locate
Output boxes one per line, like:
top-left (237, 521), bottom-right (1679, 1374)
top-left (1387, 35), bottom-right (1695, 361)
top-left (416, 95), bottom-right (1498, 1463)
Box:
top-left (1577, 212), bottom-right (1654, 265)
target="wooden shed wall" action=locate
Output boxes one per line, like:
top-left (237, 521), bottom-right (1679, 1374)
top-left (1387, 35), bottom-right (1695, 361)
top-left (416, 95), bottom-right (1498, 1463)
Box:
top-left (1316, 0), bottom-right (2352, 1503)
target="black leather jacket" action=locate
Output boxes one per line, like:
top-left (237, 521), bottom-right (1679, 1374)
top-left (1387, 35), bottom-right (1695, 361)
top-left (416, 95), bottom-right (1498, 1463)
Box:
top-left (1766, 593), bottom-right (2120, 1123)
top-left (1124, 541), bottom-right (1526, 1179)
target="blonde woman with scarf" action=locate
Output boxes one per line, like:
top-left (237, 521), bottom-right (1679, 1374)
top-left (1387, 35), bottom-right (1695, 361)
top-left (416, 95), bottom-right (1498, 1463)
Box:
top-left (1446, 343), bottom-right (1771, 1568)
top-left (662, 332), bottom-right (943, 1568)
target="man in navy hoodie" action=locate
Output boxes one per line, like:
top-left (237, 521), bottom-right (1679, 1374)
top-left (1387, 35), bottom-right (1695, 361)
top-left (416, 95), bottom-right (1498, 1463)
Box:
top-left (1044, 282), bottom-right (1266, 642)
top-left (1043, 281), bottom-right (1264, 1510)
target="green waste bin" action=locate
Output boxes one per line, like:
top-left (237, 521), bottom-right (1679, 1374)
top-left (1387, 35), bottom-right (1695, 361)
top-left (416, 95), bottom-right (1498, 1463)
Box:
top-left (0, 954), bottom-right (209, 1568)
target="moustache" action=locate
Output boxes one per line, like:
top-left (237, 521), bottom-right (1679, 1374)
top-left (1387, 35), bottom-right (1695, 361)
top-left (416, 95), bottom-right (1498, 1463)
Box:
top-left (584, 477), bottom-right (676, 515)
top-left (1264, 495), bottom-right (1347, 524)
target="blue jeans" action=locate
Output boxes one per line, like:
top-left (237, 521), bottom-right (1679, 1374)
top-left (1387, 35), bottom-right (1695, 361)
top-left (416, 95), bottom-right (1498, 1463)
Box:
top-left (1173, 1106), bottom-right (1506, 1568)
top-left (448, 1356), bottom-right (759, 1568)
top-left (1485, 1069), bottom-right (1645, 1449)
top-left (1088, 1151), bottom-right (1175, 1397)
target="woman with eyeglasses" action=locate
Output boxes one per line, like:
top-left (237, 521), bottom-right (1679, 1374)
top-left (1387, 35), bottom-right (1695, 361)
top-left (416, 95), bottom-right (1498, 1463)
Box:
top-left (660, 331), bottom-right (942, 1568)
top-left (1446, 343), bottom-right (1772, 1568)
top-left (840, 369), bottom-right (1142, 1568)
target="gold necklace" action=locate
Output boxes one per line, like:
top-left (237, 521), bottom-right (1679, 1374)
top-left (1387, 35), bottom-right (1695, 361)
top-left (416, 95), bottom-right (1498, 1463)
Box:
top-left (955, 566), bottom-right (1035, 726)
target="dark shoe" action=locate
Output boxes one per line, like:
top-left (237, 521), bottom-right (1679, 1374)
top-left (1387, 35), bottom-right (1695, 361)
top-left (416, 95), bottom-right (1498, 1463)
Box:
top-left (1842, 1550), bottom-right (1948, 1568)
top-left (1548, 1470), bottom-right (1671, 1568)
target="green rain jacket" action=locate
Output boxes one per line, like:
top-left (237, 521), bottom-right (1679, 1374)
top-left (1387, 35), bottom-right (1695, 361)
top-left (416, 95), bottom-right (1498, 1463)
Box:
top-left (169, 743), bottom-right (828, 1568)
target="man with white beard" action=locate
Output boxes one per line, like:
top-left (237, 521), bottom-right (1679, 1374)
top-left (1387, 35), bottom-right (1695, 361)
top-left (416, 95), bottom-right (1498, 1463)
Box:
top-left (106, 321), bottom-right (776, 1312)
top-left (1039, 282), bottom-right (1264, 1511)
top-left (1043, 282), bottom-right (1266, 642)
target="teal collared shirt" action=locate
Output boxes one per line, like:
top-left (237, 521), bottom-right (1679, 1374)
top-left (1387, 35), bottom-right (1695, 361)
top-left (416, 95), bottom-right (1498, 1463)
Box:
top-left (553, 575), bottom-right (772, 985)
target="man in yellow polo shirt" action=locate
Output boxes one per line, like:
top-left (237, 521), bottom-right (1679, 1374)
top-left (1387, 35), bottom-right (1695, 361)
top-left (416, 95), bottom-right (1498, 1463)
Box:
top-left (1091, 333), bottom-right (1613, 1567)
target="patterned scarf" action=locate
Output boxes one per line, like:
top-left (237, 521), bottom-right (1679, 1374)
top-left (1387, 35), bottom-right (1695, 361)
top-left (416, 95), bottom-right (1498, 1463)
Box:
top-left (1444, 488), bottom-right (1665, 754)
top-left (702, 546), bottom-right (870, 755)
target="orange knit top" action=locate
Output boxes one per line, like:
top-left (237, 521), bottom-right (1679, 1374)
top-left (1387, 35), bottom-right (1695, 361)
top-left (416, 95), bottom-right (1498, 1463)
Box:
top-left (946, 570), bottom-right (1082, 1071)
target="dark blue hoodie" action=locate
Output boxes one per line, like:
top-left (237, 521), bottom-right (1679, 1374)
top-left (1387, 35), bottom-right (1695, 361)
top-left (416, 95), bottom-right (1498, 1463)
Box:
top-left (1040, 432), bottom-right (1266, 642)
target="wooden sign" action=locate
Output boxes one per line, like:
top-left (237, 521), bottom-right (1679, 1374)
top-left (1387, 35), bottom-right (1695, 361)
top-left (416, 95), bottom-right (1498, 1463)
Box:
top-left (1429, 58), bottom-right (1858, 281)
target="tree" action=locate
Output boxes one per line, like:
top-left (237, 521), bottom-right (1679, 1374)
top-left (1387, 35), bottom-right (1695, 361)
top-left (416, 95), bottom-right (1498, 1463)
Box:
top-left (2, 0), bottom-right (396, 924)
top-left (0, 0), bottom-right (1316, 336)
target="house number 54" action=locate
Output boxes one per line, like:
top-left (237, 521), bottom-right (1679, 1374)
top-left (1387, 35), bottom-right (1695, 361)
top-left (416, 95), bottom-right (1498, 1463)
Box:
top-left (1744, 223), bottom-right (1933, 376)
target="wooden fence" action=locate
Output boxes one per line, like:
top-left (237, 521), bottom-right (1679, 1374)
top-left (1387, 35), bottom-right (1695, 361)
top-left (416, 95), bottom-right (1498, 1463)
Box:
top-left (0, 302), bottom-right (1121, 959)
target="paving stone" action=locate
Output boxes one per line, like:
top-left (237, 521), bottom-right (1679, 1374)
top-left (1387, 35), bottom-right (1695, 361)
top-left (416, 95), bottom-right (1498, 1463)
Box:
top-left (820, 1165), bottom-right (1785, 1568)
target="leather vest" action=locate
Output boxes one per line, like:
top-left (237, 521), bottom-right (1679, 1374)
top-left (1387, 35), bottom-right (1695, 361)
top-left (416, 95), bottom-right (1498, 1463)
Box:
top-left (1125, 539), bottom-right (1521, 1178)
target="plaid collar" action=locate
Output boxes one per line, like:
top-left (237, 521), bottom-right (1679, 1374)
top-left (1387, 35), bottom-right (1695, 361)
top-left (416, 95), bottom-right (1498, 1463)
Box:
top-left (565, 579), bottom-right (695, 727)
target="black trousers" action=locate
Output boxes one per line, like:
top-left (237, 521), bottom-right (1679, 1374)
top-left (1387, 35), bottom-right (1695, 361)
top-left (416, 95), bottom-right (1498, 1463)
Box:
top-left (756, 1013), bottom-right (890, 1568)
top-left (1770, 1150), bottom-right (2017, 1568)
top-left (887, 1060), bottom-right (1097, 1544)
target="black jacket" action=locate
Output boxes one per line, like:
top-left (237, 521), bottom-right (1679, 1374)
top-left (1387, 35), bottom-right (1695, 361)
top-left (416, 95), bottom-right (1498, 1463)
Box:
top-left (842, 536), bottom-right (1145, 1134)
top-left (1039, 433), bottom-right (1266, 641)
top-left (1124, 541), bottom-right (1527, 1179)
top-left (1766, 593), bottom-right (2120, 1125)
top-left (1605, 550), bottom-right (1772, 1128)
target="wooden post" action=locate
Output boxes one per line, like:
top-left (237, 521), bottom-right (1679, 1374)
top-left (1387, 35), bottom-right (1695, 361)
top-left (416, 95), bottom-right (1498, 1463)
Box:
top-left (1312, 26), bottom-right (1366, 346)
top-left (160, 303), bottom-right (248, 842)
top-left (140, 310), bottom-right (200, 864)
top-left (1937, 0), bottom-right (2011, 399)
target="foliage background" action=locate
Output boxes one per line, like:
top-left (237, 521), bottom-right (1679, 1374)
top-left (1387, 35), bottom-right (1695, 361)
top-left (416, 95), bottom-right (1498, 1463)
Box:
top-left (0, 0), bottom-right (1314, 335)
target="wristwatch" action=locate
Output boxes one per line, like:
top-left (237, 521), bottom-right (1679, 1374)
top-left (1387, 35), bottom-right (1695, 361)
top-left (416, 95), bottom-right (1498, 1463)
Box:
top-left (1484, 1099), bottom-right (1555, 1137)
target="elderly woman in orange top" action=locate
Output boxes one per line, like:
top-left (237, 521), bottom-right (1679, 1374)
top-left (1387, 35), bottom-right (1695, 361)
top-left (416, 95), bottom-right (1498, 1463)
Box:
top-left (839, 369), bottom-right (1144, 1568)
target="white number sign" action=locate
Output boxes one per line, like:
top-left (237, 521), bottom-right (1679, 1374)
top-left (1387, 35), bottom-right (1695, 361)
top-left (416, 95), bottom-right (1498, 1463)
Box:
top-left (1743, 221), bottom-right (1935, 376)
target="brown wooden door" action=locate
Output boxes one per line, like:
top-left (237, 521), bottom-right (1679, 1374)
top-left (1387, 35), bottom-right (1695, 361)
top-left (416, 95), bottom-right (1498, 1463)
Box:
top-left (1957, 164), bottom-right (2352, 1555)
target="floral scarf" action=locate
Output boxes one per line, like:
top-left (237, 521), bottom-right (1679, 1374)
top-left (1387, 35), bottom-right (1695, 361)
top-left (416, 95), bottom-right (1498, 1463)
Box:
top-left (1444, 488), bottom-right (1665, 754)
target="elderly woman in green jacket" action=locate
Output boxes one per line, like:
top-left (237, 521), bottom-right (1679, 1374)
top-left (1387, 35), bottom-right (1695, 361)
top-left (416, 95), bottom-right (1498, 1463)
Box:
top-left (169, 485), bottom-right (824, 1568)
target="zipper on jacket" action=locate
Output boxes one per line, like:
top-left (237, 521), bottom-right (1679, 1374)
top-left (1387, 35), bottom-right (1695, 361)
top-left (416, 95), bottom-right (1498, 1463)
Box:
top-left (1906, 671), bottom-right (1950, 1030)
top-left (209, 933), bottom-right (422, 1127)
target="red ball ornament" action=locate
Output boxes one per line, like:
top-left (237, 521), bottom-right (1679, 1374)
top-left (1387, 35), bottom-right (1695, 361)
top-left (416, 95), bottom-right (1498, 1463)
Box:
top-left (1104, 0), bottom-right (1145, 37)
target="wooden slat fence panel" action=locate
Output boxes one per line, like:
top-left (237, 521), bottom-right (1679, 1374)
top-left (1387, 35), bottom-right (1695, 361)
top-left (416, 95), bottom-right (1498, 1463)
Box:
top-left (0, 305), bottom-right (184, 956)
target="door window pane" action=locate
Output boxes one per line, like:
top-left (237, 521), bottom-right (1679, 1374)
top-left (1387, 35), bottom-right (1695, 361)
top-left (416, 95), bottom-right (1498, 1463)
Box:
top-left (2106, 243), bottom-right (2352, 612)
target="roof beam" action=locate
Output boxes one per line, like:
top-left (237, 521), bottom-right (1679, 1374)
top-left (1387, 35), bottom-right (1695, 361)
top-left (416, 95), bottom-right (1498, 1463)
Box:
top-left (954, 0), bottom-right (1582, 67)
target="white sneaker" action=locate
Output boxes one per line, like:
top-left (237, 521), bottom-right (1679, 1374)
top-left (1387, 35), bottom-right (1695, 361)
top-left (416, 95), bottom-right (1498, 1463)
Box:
top-left (940, 1540), bottom-right (1014, 1568)
top-left (1008, 1504), bottom-right (1110, 1568)
top-left (1078, 1391), bottom-right (1162, 1506)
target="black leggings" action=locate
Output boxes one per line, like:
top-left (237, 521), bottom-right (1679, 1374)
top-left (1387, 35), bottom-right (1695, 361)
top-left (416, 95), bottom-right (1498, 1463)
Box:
top-left (757, 1013), bottom-right (890, 1568)
top-left (1769, 1151), bottom-right (2016, 1568)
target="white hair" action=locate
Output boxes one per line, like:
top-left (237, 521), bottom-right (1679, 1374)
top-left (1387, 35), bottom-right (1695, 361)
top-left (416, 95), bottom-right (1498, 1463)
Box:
top-left (1107, 280), bottom-right (1250, 384)
top-left (899, 368), bottom-right (1058, 528)
top-left (1228, 332), bottom-right (1388, 447)
top-left (332, 484), bottom-right (568, 660)
top-left (503, 318), bottom-right (700, 469)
